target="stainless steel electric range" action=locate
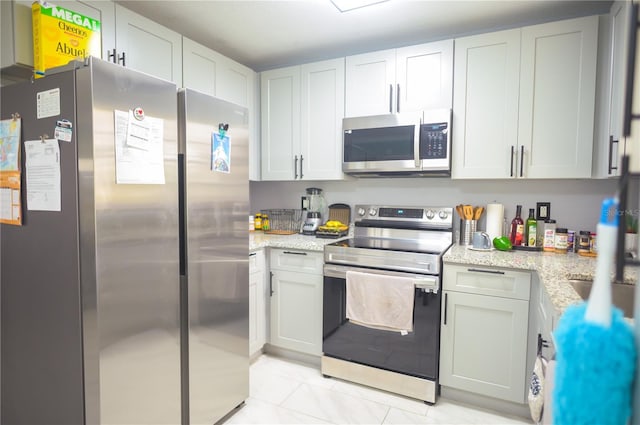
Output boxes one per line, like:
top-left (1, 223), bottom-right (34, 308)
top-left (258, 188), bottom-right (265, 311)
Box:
top-left (322, 204), bottom-right (453, 404)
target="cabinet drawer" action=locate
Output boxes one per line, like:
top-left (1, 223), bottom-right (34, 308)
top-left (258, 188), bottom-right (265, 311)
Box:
top-left (443, 264), bottom-right (531, 300)
top-left (249, 249), bottom-right (265, 273)
top-left (270, 248), bottom-right (323, 274)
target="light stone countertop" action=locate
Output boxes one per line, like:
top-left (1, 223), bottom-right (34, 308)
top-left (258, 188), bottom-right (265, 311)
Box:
top-left (250, 232), bottom-right (347, 252)
top-left (444, 244), bottom-right (637, 316)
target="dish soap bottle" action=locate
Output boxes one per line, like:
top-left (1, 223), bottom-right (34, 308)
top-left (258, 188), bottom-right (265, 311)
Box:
top-left (526, 208), bottom-right (537, 247)
top-left (509, 205), bottom-right (524, 246)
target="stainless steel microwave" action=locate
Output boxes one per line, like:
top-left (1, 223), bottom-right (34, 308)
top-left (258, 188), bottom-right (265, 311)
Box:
top-left (342, 109), bottom-right (452, 177)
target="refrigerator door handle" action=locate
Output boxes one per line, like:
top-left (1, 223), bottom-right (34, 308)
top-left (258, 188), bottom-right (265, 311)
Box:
top-left (270, 271), bottom-right (274, 296)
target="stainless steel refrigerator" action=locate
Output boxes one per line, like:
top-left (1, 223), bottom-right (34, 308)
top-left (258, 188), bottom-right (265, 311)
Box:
top-left (0, 58), bottom-right (249, 425)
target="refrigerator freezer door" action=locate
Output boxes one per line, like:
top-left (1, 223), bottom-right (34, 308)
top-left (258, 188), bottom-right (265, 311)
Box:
top-left (1, 63), bottom-right (86, 425)
top-left (76, 59), bottom-right (181, 425)
top-left (179, 89), bottom-right (249, 424)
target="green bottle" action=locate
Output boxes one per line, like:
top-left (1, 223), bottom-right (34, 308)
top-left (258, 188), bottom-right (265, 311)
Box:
top-left (526, 208), bottom-right (537, 247)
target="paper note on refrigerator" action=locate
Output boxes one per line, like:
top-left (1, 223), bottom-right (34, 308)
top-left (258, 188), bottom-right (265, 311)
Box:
top-left (114, 109), bottom-right (165, 184)
top-left (24, 139), bottom-right (61, 212)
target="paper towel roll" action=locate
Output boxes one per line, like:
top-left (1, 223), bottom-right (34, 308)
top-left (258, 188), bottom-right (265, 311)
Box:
top-left (486, 203), bottom-right (504, 242)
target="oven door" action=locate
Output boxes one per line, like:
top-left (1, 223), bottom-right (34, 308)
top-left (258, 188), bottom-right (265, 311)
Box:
top-left (323, 264), bottom-right (441, 381)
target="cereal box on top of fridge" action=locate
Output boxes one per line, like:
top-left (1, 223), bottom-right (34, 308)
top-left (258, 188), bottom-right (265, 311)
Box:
top-left (32, 1), bottom-right (101, 78)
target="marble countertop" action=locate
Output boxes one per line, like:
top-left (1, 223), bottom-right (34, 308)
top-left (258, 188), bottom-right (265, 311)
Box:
top-left (250, 232), bottom-right (347, 252)
top-left (444, 244), bottom-right (637, 316)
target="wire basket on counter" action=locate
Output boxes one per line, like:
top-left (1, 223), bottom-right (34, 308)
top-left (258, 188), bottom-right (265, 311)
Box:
top-left (261, 209), bottom-right (304, 234)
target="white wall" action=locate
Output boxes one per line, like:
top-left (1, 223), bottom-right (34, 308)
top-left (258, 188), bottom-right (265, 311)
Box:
top-left (251, 177), bottom-right (626, 235)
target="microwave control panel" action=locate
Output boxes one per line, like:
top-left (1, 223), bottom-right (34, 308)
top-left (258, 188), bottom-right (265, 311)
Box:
top-left (419, 122), bottom-right (448, 159)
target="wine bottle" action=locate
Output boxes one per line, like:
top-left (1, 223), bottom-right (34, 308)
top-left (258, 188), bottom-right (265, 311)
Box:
top-left (509, 205), bottom-right (524, 246)
top-left (526, 208), bottom-right (537, 247)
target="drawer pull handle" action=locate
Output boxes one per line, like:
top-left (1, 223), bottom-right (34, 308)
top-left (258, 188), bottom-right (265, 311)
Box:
top-left (283, 251), bottom-right (307, 256)
top-left (249, 252), bottom-right (257, 257)
top-left (467, 268), bottom-right (505, 275)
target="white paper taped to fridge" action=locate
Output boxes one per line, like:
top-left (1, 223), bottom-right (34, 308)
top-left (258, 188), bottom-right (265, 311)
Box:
top-left (114, 109), bottom-right (165, 184)
top-left (24, 138), bottom-right (61, 211)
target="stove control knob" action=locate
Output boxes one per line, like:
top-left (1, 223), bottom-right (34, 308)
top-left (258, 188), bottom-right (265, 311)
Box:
top-left (438, 210), bottom-right (449, 220)
top-left (369, 208), bottom-right (377, 216)
top-left (425, 209), bottom-right (435, 219)
top-left (357, 207), bottom-right (366, 217)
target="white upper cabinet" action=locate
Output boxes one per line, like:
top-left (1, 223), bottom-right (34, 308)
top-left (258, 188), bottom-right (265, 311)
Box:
top-left (345, 40), bottom-right (453, 117)
top-left (518, 16), bottom-right (598, 179)
top-left (261, 58), bottom-right (345, 181)
top-left (452, 16), bottom-right (598, 179)
top-left (593, 1), bottom-right (631, 178)
top-left (452, 29), bottom-right (521, 179)
top-left (114, 4), bottom-right (182, 84)
top-left (183, 37), bottom-right (256, 108)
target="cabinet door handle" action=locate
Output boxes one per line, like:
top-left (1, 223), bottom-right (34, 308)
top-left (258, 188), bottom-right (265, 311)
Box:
top-left (107, 48), bottom-right (117, 63)
top-left (443, 293), bottom-right (448, 325)
top-left (117, 52), bottom-right (126, 66)
top-left (510, 146), bottom-right (515, 177)
top-left (249, 252), bottom-right (257, 257)
top-left (396, 84), bottom-right (400, 113)
top-left (389, 84), bottom-right (393, 113)
top-left (519, 145), bottom-right (524, 177)
top-left (623, 3), bottom-right (639, 137)
top-left (609, 136), bottom-right (619, 174)
top-left (467, 268), bottom-right (505, 275)
top-left (294, 155), bottom-right (299, 179)
top-left (300, 154), bottom-right (304, 179)
top-left (283, 251), bottom-right (307, 256)
top-left (269, 271), bottom-right (274, 296)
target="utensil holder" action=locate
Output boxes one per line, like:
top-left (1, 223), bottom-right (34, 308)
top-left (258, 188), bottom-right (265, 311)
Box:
top-left (459, 219), bottom-right (477, 245)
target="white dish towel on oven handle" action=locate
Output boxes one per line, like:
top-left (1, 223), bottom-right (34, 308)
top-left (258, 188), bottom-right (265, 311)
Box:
top-left (345, 270), bottom-right (415, 333)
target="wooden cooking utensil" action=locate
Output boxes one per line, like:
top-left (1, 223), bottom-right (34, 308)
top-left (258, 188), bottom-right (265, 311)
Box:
top-left (463, 205), bottom-right (473, 220)
top-left (474, 206), bottom-right (484, 220)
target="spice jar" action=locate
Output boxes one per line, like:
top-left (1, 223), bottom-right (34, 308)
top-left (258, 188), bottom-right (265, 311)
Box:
top-left (254, 213), bottom-right (262, 231)
top-left (567, 230), bottom-right (575, 253)
top-left (543, 219), bottom-right (556, 252)
top-left (262, 214), bottom-right (270, 231)
top-left (590, 233), bottom-right (597, 254)
top-left (578, 230), bottom-right (591, 254)
top-left (554, 228), bottom-right (568, 254)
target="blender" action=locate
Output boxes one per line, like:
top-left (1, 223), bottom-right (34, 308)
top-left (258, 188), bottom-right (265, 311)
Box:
top-left (302, 187), bottom-right (328, 235)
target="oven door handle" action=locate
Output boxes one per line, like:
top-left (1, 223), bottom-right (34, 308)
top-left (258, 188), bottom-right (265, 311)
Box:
top-left (323, 264), bottom-right (439, 292)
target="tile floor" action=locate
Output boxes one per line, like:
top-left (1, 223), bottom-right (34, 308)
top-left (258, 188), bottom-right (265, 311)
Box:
top-left (222, 354), bottom-right (533, 424)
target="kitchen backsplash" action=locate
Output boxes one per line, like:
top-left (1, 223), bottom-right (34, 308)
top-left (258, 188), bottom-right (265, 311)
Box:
top-left (250, 178), bottom-right (633, 235)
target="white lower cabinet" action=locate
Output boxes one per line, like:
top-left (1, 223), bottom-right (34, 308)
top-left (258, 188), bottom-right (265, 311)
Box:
top-left (269, 249), bottom-right (323, 356)
top-left (440, 264), bottom-right (531, 404)
top-left (249, 249), bottom-right (266, 356)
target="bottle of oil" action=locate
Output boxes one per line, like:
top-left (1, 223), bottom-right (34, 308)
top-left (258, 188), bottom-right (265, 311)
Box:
top-left (509, 205), bottom-right (524, 246)
top-left (526, 208), bottom-right (537, 247)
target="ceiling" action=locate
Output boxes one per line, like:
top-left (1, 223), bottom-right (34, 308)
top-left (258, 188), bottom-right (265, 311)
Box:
top-left (114, 0), bottom-right (612, 72)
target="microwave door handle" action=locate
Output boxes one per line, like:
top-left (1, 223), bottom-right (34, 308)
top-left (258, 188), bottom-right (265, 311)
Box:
top-left (414, 117), bottom-right (422, 168)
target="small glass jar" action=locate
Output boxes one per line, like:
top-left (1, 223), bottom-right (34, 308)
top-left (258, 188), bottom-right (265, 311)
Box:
top-left (254, 213), bottom-right (262, 231)
top-left (543, 220), bottom-right (556, 252)
top-left (578, 230), bottom-right (591, 253)
top-left (554, 228), bottom-right (568, 254)
top-left (590, 233), bottom-right (597, 254)
top-left (262, 214), bottom-right (270, 231)
top-left (567, 230), bottom-right (575, 253)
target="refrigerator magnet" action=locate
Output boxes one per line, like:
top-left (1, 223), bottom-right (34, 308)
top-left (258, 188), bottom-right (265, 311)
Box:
top-left (211, 131), bottom-right (230, 173)
top-left (54, 119), bottom-right (73, 142)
